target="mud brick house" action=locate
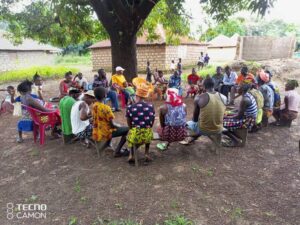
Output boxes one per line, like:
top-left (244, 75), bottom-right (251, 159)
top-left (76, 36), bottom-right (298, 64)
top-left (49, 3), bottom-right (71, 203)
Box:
top-left (90, 34), bottom-right (209, 72)
top-left (0, 31), bottom-right (60, 72)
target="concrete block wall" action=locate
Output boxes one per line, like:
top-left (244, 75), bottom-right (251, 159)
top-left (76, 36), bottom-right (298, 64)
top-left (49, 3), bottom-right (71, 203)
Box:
top-left (91, 44), bottom-right (208, 72)
top-left (0, 51), bottom-right (56, 72)
top-left (91, 48), bottom-right (112, 71)
top-left (137, 45), bottom-right (166, 71)
top-left (165, 45), bottom-right (207, 71)
top-left (239, 36), bottom-right (296, 61)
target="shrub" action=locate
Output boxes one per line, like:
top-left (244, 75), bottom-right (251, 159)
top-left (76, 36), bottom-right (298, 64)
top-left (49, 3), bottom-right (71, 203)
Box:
top-left (0, 66), bottom-right (79, 83)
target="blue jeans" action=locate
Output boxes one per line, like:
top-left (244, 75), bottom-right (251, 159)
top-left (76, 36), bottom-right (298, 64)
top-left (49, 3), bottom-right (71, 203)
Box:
top-left (107, 90), bottom-right (119, 110)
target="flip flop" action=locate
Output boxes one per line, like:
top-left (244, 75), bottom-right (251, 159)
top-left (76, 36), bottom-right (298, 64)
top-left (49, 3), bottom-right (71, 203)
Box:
top-left (156, 143), bottom-right (168, 151)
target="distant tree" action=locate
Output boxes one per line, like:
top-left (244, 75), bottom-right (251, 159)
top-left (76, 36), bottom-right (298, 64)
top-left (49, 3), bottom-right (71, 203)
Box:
top-left (0, 0), bottom-right (275, 80)
top-left (200, 18), bottom-right (246, 41)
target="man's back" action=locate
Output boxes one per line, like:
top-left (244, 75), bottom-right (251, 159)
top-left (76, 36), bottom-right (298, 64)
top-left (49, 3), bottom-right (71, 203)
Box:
top-left (198, 92), bottom-right (226, 133)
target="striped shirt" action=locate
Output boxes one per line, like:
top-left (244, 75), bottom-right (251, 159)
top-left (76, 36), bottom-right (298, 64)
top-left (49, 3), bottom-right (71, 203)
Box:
top-left (244, 92), bottom-right (258, 118)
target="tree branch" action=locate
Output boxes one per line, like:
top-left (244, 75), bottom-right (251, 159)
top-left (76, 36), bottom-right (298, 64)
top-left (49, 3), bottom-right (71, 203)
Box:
top-left (109, 0), bottom-right (131, 26)
top-left (136, 0), bottom-right (160, 20)
top-left (89, 0), bottom-right (116, 34)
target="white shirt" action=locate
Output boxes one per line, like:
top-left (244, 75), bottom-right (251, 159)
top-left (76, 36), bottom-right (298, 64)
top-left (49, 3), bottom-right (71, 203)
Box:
top-left (75, 77), bottom-right (88, 88)
top-left (71, 101), bottom-right (90, 134)
top-left (170, 63), bottom-right (175, 70)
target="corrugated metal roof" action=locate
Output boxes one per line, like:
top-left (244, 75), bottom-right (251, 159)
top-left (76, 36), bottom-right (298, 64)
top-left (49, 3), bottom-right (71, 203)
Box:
top-left (0, 31), bottom-right (61, 52)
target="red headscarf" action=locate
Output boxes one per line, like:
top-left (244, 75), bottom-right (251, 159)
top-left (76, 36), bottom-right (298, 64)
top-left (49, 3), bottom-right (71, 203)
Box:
top-left (165, 88), bottom-right (183, 107)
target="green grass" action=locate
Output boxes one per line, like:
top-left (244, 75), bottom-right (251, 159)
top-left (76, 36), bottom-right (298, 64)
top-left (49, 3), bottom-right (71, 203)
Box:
top-left (55, 54), bottom-right (91, 66)
top-left (181, 65), bottom-right (217, 82)
top-left (163, 215), bottom-right (194, 225)
top-left (0, 66), bottom-right (79, 84)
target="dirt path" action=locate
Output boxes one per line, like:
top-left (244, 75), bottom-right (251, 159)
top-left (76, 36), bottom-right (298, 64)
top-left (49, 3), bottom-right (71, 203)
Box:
top-left (0, 64), bottom-right (300, 225)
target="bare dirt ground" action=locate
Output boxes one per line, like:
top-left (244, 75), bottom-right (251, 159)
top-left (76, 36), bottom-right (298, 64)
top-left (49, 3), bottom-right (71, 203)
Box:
top-left (0, 61), bottom-right (300, 225)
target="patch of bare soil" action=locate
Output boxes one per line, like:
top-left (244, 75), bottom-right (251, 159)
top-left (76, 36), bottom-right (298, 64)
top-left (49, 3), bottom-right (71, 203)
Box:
top-left (0, 65), bottom-right (300, 225)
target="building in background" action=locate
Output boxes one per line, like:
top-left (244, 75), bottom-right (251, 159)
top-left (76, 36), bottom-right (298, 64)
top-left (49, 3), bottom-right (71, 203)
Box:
top-left (0, 31), bottom-right (60, 72)
top-left (90, 29), bottom-right (209, 72)
top-left (207, 34), bottom-right (238, 62)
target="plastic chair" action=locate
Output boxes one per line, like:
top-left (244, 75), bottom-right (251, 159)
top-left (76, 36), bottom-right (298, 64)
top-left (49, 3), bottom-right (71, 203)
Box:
top-left (22, 105), bottom-right (61, 146)
top-left (118, 92), bottom-right (126, 108)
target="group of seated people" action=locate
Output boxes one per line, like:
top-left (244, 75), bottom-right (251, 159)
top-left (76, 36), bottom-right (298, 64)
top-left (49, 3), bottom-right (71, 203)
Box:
top-left (1, 64), bottom-right (299, 164)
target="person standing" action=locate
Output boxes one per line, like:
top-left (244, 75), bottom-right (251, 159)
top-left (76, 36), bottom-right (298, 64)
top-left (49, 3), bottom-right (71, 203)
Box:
top-left (197, 52), bottom-right (204, 70)
top-left (177, 58), bottom-right (183, 75)
top-left (170, 60), bottom-right (176, 73)
top-left (146, 61), bottom-right (152, 82)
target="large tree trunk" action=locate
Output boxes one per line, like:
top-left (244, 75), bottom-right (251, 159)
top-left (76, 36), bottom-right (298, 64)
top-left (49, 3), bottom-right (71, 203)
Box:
top-left (90, 0), bottom-right (159, 81)
top-left (110, 33), bottom-right (137, 82)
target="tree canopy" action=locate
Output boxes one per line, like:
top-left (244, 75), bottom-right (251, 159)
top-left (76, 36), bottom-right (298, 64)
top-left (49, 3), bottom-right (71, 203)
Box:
top-left (200, 18), bottom-right (300, 42)
top-left (0, 0), bottom-right (277, 79)
top-left (1, 0), bottom-right (276, 47)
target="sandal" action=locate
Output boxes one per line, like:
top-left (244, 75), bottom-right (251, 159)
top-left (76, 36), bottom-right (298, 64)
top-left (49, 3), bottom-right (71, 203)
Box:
top-left (156, 143), bottom-right (168, 151)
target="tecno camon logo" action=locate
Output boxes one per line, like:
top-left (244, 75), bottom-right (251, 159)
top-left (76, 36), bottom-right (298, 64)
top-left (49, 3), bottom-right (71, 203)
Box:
top-left (6, 202), bottom-right (47, 220)
top-left (6, 203), bottom-right (14, 220)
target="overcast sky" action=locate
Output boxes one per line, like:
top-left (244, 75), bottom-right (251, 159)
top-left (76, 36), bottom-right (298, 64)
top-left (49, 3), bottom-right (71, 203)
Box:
top-left (184, 0), bottom-right (300, 36)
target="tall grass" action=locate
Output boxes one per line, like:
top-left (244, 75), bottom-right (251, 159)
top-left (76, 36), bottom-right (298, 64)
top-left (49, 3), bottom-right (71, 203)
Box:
top-left (0, 66), bottom-right (79, 84)
top-left (55, 54), bottom-right (91, 66)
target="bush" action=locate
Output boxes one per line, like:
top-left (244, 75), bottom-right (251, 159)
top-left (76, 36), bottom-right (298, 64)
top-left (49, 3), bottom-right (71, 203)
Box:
top-left (0, 66), bottom-right (79, 84)
top-left (181, 65), bottom-right (217, 82)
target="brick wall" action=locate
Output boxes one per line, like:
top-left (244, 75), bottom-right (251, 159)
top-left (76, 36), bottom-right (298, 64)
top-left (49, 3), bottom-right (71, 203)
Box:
top-left (91, 44), bottom-right (208, 72)
top-left (238, 36), bottom-right (296, 61)
top-left (0, 50), bottom-right (56, 72)
top-left (91, 47), bottom-right (112, 71)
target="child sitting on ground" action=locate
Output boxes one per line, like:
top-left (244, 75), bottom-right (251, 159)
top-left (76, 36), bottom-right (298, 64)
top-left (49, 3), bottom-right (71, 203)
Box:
top-left (0, 86), bottom-right (15, 114)
top-left (126, 82), bottom-right (155, 164)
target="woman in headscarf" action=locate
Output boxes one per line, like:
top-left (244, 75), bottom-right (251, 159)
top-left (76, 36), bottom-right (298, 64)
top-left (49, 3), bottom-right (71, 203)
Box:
top-left (126, 82), bottom-right (155, 163)
top-left (273, 79), bottom-right (300, 126)
top-left (257, 70), bottom-right (274, 126)
top-left (157, 88), bottom-right (187, 150)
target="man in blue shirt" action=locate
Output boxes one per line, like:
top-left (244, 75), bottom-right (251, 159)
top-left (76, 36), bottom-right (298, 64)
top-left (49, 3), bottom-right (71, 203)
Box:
top-left (220, 66), bottom-right (237, 99)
